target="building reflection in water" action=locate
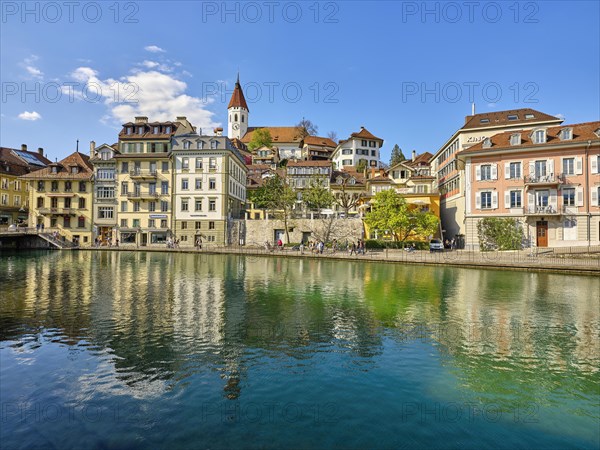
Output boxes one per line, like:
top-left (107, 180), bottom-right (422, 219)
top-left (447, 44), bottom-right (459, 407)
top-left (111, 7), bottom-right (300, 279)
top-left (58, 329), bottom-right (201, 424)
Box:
top-left (0, 251), bottom-right (598, 404)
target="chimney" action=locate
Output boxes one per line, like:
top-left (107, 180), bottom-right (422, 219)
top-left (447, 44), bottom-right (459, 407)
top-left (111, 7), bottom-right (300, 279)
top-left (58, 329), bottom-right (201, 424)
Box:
top-left (214, 127), bottom-right (223, 136)
top-left (360, 126), bottom-right (365, 130)
top-left (135, 116), bottom-right (148, 124)
top-left (176, 116), bottom-right (187, 122)
top-left (90, 140), bottom-right (96, 157)
top-left (37, 147), bottom-right (44, 157)
top-left (412, 150), bottom-right (416, 162)
top-left (21, 144), bottom-right (27, 151)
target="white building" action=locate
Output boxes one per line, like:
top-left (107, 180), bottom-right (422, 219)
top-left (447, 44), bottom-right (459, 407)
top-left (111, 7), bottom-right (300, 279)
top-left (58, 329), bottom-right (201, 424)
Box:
top-left (331, 127), bottom-right (383, 169)
top-left (171, 130), bottom-right (247, 246)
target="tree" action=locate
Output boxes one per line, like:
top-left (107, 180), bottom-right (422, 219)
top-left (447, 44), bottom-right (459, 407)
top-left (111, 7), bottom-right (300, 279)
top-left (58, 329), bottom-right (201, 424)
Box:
top-left (364, 189), bottom-right (439, 242)
top-left (389, 144), bottom-right (406, 166)
top-left (249, 174), bottom-right (296, 243)
top-left (333, 175), bottom-right (364, 216)
top-left (296, 118), bottom-right (318, 139)
top-left (303, 177), bottom-right (334, 211)
top-left (248, 128), bottom-right (272, 151)
top-left (477, 217), bottom-right (524, 251)
top-left (327, 131), bottom-right (338, 142)
top-left (356, 160), bottom-right (368, 173)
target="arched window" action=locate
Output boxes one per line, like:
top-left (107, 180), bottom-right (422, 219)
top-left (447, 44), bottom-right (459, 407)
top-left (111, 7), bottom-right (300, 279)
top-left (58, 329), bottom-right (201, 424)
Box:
top-left (242, 115), bottom-right (245, 123)
top-left (234, 114), bottom-right (238, 122)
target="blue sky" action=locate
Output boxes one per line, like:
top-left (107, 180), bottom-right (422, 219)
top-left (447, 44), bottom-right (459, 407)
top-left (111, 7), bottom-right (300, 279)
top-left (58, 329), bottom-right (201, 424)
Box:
top-left (1, 1), bottom-right (599, 162)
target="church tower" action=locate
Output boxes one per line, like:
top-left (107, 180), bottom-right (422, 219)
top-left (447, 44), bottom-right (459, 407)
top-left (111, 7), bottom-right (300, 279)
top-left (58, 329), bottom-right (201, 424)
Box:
top-left (227, 74), bottom-right (249, 140)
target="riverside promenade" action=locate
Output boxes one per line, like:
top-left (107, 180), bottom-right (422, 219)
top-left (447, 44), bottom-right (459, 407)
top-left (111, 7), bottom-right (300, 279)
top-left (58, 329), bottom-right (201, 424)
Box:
top-left (90, 245), bottom-right (600, 275)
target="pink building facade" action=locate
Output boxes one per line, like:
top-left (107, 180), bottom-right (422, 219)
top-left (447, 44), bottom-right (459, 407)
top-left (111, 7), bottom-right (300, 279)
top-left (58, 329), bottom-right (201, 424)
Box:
top-left (459, 121), bottom-right (600, 248)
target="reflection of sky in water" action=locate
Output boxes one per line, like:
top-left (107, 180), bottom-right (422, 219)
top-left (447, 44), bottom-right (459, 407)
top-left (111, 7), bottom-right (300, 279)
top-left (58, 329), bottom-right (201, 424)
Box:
top-left (0, 251), bottom-right (598, 448)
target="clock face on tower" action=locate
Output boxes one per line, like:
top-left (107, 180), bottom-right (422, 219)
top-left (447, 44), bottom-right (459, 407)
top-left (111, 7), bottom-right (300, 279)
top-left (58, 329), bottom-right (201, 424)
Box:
top-left (233, 123), bottom-right (240, 130)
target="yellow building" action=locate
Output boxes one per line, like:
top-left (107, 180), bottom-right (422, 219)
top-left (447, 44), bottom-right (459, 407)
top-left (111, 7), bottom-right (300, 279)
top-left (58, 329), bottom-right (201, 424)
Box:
top-left (114, 116), bottom-right (194, 247)
top-left (0, 145), bottom-right (49, 227)
top-left (21, 151), bottom-right (94, 246)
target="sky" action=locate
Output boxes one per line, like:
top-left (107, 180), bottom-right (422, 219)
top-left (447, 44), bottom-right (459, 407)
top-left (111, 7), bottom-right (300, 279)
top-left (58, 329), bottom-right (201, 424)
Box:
top-left (1, 1), bottom-right (599, 162)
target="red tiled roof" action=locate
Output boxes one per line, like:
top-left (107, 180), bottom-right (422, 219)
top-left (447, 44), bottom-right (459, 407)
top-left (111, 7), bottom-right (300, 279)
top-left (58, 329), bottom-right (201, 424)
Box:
top-left (303, 136), bottom-right (337, 148)
top-left (405, 152), bottom-right (433, 166)
top-left (350, 127), bottom-right (384, 142)
top-left (462, 108), bottom-right (562, 130)
top-left (241, 127), bottom-right (303, 144)
top-left (228, 76), bottom-right (249, 111)
top-left (20, 151), bottom-right (93, 179)
top-left (0, 147), bottom-right (50, 176)
top-left (460, 121), bottom-right (600, 154)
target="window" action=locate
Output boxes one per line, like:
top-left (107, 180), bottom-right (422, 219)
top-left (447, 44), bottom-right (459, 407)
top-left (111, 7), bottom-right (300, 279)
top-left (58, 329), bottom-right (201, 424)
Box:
top-left (209, 199), bottom-right (216, 211)
top-left (181, 222), bottom-right (188, 230)
top-left (563, 158), bottom-right (574, 175)
top-left (161, 181), bottom-right (169, 195)
top-left (51, 198), bottom-right (58, 208)
top-left (209, 221), bottom-right (215, 230)
top-left (211, 141), bottom-right (218, 149)
top-left (98, 207), bottom-right (113, 219)
top-left (37, 197), bottom-right (44, 208)
top-left (480, 165), bottom-right (492, 180)
top-left (510, 134), bottom-right (521, 146)
top-left (196, 158), bottom-right (203, 169)
top-left (480, 118), bottom-right (490, 124)
top-left (507, 114), bottom-right (518, 121)
top-left (481, 192), bottom-right (492, 209)
top-left (120, 219), bottom-right (128, 227)
top-left (509, 162), bottom-right (521, 179)
top-left (162, 161), bottom-right (169, 172)
top-left (536, 190), bottom-right (549, 207)
top-left (153, 126), bottom-right (159, 134)
top-left (64, 216), bottom-right (71, 228)
top-left (121, 162), bottom-right (129, 173)
top-left (342, 159), bottom-right (352, 166)
top-left (371, 150), bottom-right (376, 157)
top-left (525, 114), bottom-right (535, 119)
top-left (64, 198), bottom-right (72, 208)
top-left (165, 126), bottom-right (171, 134)
top-left (78, 198), bottom-right (86, 209)
top-left (149, 201), bottom-right (156, 212)
top-left (195, 178), bottom-right (202, 190)
top-left (97, 169), bottom-right (115, 180)
top-left (510, 190), bottom-right (522, 208)
top-left (195, 221), bottom-right (201, 229)
top-left (560, 128), bottom-right (572, 140)
top-left (361, 140), bottom-right (367, 146)
top-left (209, 178), bottom-right (216, 190)
top-left (209, 157), bottom-right (217, 169)
top-left (181, 199), bottom-right (189, 211)
top-left (1, 194), bottom-right (7, 205)
top-left (126, 127), bottom-right (132, 135)
top-left (137, 127), bottom-right (144, 135)
top-left (342, 149), bottom-right (352, 155)
top-left (149, 183), bottom-right (156, 195)
top-left (133, 202), bottom-right (140, 212)
top-left (535, 160), bottom-right (547, 177)
top-left (563, 188), bottom-right (575, 206)
top-left (148, 219), bottom-right (155, 228)
top-left (121, 201), bottom-right (128, 212)
top-left (37, 181), bottom-right (45, 191)
top-left (121, 181), bottom-right (129, 195)
top-left (534, 129), bottom-right (546, 144)
top-left (161, 219), bottom-right (168, 228)
top-left (79, 182), bottom-right (86, 192)
top-left (51, 181), bottom-right (58, 192)
top-left (181, 179), bottom-right (189, 190)
top-left (133, 219), bottom-right (140, 228)
top-left (161, 201), bottom-right (168, 212)
top-left (65, 181), bottom-right (72, 191)
top-left (195, 198), bottom-right (202, 211)
top-left (78, 216), bottom-right (85, 228)
top-left (13, 195), bottom-right (20, 206)
top-left (182, 157), bottom-right (189, 169)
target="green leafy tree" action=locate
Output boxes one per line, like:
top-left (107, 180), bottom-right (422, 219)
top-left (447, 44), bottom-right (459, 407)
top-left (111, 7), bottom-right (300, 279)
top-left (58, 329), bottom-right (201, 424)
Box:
top-left (477, 217), bottom-right (524, 251)
top-left (303, 178), bottom-right (334, 211)
top-left (356, 160), bottom-right (368, 173)
top-left (250, 174), bottom-right (296, 243)
top-left (389, 144), bottom-right (406, 166)
top-left (248, 128), bottom-right (273, 151)
top-left (364, 189), bottom-right (439, 242)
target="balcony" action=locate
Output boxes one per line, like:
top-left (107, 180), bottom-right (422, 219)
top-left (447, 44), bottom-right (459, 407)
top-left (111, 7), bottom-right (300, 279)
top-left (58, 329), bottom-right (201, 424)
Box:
top-left (38, 207), bottom-right (77, 215)
top-left (127, 192), bottom-right (159, 200)
top-left (524, 205), bottom-right (561, 216)
top-left (524, 173), bottom-right (564, 187)
top-left (95, 197), bottom-right (117, 204)
top-left (129, 169), bottom-right (158, 179)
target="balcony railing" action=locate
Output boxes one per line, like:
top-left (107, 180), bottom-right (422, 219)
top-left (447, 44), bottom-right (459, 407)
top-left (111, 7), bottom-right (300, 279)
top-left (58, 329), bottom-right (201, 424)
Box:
top-left (129, 169), bottom-right (158, 179)
top-left (127, 192), bottom-right (159, 200)
top-left (38, 207), bottom-right (77, 215)
top-left (524, 173), bottom-right (565, 186)
top-left (525, 205), bottom-right (560, 215)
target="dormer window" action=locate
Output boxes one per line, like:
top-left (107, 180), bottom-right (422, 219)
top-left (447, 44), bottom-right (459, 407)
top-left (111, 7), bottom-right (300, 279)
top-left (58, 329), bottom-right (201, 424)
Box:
top-left (525, 113), bottom-right (535, 119)
top-left (183, 141), bottom-right (191, 150)
top-left (507, 114), bottom-right (518, 121)
top-left (510, 133), bottom-right (521, 146)
top-left (595, 128), bottom-right (600, 138)
top-left (482, 137), bottom-right (492, 148)
top-left (71, 166), bottom-right (79, 174)
top-left (211, 140), bottom-right (218, 149)
top-left (480, 118), bottom-right (490, 124)
top-left (165, 126), bottom-right (171, 134)
top-left (197, 140), bottom-right (205, 149)
top-left (153, 126), bottom-right (159, 134)
top-left (126, 127), bottom-right (132, 135)
top-left (51, 166), bottom-right (58, 173)
top-left (137, 127), bottom-right (144, 135)
top-left (533, 129), bottom-right (546, 144)
top-left (559, 128), bottom-right (573, 140)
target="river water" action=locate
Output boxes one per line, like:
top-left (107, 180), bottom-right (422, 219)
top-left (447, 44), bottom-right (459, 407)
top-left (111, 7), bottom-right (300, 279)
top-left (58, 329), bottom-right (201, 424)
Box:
top-left (1, 250), bottom-right (598, 449)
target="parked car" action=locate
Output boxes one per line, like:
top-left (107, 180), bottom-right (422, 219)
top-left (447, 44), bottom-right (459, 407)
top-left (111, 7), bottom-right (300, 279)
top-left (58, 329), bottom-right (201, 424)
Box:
top-left (8, 224), bottom-right (17, 231)
top-left (429, 239), bottom-right (444, 253)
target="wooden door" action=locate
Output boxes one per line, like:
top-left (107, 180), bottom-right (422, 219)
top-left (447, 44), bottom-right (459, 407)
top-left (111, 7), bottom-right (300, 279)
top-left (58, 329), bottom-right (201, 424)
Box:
top-left (536, 221), bottom-right (548, 247)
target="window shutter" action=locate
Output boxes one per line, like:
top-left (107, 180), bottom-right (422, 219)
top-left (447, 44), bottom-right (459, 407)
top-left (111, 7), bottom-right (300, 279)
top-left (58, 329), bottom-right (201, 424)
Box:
top-left (549, 189), bottom-right (558, 211)
top-left (528, 192), bottom-right (535, 209)
top-left (491, 164), bottom-right (498, 180)
top-left (529, 161), bottom-right (535, 177)
top-left (504, 191), bottom-right (511, 208)
top-left (492, 191), bottom-right (498, 209)
top-left (591, 156), bottom-right (598, 174)
top-left (475, 165), bottom-right (481, 181)
top-left (591, 188), bottom-right (599, 206)
top-left (548, 159), bottom-right (555, 176)
top-left (576, 187), bottom-right (584, 206)
top-left (575, 157), bottom-right (583, 175)
top-left (504, 163), bottom-right (510, 179)
top-left (475, 192), bottom-right (481, 209)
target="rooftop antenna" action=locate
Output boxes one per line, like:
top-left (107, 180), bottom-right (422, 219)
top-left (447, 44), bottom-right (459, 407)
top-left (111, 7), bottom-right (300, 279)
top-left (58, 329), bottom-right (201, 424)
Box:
top-left (76, 139), bottom-right (79, 153)
top-left (472, 103), bottom-right (476, 115)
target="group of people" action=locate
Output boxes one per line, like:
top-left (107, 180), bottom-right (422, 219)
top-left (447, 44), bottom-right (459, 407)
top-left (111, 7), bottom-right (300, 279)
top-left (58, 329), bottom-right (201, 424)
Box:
top-left (166, 237), bottom-right (180, 249)
top-left (94, 236), bottom-right (119, 247)
top-left (348, 239), bottom-right (366, 255)
top-left (444, 238), bottom-right (456, 250)
top-left (300, 240), bottom-right (326, 254)
top-left (35, 223), bottom-right (45, 232)
top-left (195, 237), bottom-right (203, 250)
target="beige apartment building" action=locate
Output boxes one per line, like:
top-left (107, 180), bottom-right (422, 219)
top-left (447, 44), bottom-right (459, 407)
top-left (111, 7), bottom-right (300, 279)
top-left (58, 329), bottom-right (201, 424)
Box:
top-left (459, 121), bottom-right (600, 248)
top-left (431, 108), bottom-right (563, 243)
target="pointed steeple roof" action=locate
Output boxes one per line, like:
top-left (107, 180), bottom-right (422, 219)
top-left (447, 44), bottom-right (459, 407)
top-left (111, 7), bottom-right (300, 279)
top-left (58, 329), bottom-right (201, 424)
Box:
top-left (228, 74), bottom-right (249, 111)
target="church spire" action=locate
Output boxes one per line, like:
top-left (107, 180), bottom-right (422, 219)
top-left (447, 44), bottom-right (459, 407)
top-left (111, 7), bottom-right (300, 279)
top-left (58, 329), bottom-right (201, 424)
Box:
top-left (228, 74), bottom-right (249, 111)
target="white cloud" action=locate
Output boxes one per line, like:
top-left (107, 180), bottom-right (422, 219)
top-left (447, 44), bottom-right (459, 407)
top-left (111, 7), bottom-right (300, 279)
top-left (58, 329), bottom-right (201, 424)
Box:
top-left (556, 113), bottom-right (566, 120)
top-left (144, 45), bottom-right (165, 53)
top-left (21, 55), bottom-right (43, 80)
top-left (65, 66), bottom-right (219, 131)
top-left (18, 111), bottom-right (42, 121)
top-left (141, 60), bottom-right (160, 68)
